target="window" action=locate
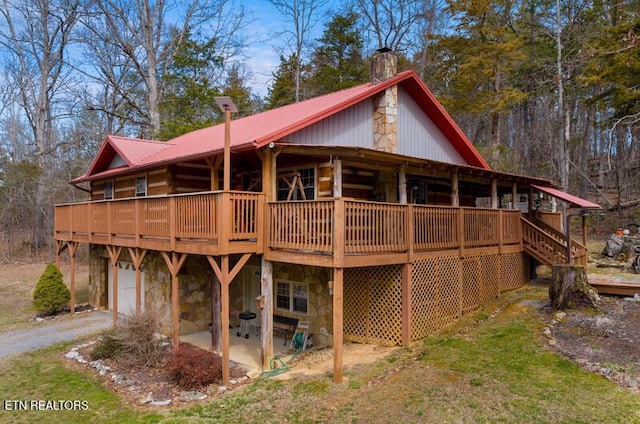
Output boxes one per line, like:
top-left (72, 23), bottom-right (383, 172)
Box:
top-left (135, 175), bottom-right (147, 197)
top-left (103, 181), bottom-right (113, 200)
top-left (277, 166), bottom-right (316, 201)
top-left (275, 280), bottom-right (308, 314)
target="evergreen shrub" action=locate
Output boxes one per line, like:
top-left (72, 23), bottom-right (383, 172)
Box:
top-left (32, 263), bottom-right (70, 316)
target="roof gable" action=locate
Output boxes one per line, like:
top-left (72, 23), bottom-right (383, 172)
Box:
top-left (75, 71), bottom-right (489, 183)
top-left (75, 135), bottom-right (172, 183)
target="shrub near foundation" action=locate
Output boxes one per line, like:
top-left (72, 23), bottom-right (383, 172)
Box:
top-left (118, 309), bottom-right (167, 368)
top-left (32, 263), bottom-right (70, 316)
top-left (167, 343), bottom-right (221, 389)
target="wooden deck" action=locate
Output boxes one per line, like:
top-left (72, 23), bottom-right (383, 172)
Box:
top-left (589, 278), bottom-right (640, 296)
top-left (54, 191), bottom-right (264, 256)
top-left (54, 192), bottom-right (538, 266)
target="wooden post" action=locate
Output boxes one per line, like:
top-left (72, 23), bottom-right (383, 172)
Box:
top-left (128, 248), bottom-right (147, 314)
top-left (451, 171), bottom-right (459, 207)
top-left (169, 197), bottom-right (177, 251)
top-left (399, 165), bottom-right (407, 204)
top-left (406, 204), bottom-right (414, 262)
top-left (260, 258), bottom-right (274, 370)
top-left (401, 263), bottom-right (412, 345)
top-left (220, 256), bottom-right (230, 385)
top-left (332, 267), bottom-right (344, 383)
top-left (68, 242), bottom-right (78, 315)
top-left (206, 156), bottom-right (223, 191)
top-left (106, 245), bottom-right (122, 325)
top-left (55, 240), bottom-right (62, 269)
top-left (333, 158), bottom-right (342, 198)
top-left (458, 208), bottom-right (465, 257)
top-left (498, 210), bottom-right (504, 255)
top-left (208, 253), bottom-right (252, 386)
top-left (566, 213), bottom-right (572, 265)
top-left (512, 183), bottom-right (518, 210)
top-left (491, 179), bottom-right (498, 209)
top-left (334, 199), bottom-right (345, 268)
top-left (210, 272), bottom-right (221, 353)
top-left (162, 252), bottom-right (188, 350)
top-left (223, 107), bottom-right (231, 191)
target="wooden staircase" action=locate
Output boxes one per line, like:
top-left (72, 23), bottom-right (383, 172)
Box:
top-left (521, 216), bottom-right (588, 267)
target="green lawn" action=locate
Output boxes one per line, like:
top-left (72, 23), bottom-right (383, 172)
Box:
top-left (1, 287), bottom-right (640, 423)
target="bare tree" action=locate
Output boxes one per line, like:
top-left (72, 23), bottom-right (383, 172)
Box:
top-left (0, 0), bottom-right (81, 249)
top-left (80, 0), bottom-right (250, 138)
top-left (269, 0), bottom-right (329, 102)
top-left (354, 0), bottom-right (425, 54)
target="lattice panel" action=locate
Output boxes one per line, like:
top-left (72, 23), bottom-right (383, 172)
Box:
top-left (344, 265), bottom-right (402, 346)
top-left (461, 257), bottom-right (482, 313)
top-left (500, 252), bottom-right (528, 292)
top-left (462, 254), bottom-right (501, 313)
top-left (411, 255), bottom-right (462, 340)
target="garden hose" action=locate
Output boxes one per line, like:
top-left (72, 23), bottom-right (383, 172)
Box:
top-left (258, 340), bottom-right (305, 379)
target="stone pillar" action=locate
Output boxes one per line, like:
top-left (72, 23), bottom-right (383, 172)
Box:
top-left (372, 49), bottom-right (398, 154)
top-left (373, 87), bottom-right (398, 153)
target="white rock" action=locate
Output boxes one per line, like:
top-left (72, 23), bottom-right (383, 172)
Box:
top-left (554, 312), bottom-right (567, 321)
top-left (177, 391), bottom-right (207, 402)
top-left (65, 351), bottom-right (80, 359)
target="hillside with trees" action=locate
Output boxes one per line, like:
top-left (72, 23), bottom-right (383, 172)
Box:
top-left (0, 0), bottom-right (637, 259)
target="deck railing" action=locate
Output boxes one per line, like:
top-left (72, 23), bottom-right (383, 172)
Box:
top-left (521, 216), bottom-right (587, 266)
top-left (267, 200), bottom-right (523, 255)
top-left (344, 200), bottom-right (407, 253)
top-left (56, 193), bottom-right (581, 267)
top-left (268, 199), bottom-right (334, 253)
top-left (54, 191), bottom-right (263, 255)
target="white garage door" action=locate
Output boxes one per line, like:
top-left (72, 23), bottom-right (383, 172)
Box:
top-left (108, 261), bottom-right (145, 316)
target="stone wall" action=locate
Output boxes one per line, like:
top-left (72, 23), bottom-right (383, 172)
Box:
top-left (88, 248), bottom-right (334, 345)
top-left (273, 262), bottom-right (333, 346)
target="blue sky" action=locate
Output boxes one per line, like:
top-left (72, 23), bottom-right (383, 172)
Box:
top-left (241, 0), bottom-right (342, 97)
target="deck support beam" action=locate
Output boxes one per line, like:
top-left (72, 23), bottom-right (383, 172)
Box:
top-left (332, 267), bottom-right (344, 383)
top-left (401, 263), bottom-right (412, 345)
top-left (106, 246), bottom-right (123, 325)
top-left (162, 252), bottom-right (188, 350)
top-left (68, 242), bottom-right (79, 315)
top-left (260, 258), bottom-right (274, 370)
top-left (208, 253), bottom-right (252, 386)
top-left (54, 240), bottom-right (68, 269)
top-left (128, 248), bottom-right (147, 314)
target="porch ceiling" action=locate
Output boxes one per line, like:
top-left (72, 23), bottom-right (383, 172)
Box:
top-left (274, 143), bottom-right (554, 188)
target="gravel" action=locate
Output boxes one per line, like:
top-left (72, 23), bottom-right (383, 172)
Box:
top-left (0, 310), bottom-right (112, 359)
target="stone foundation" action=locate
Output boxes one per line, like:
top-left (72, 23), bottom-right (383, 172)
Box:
top-left (88, 248), bottom-right (335, 345)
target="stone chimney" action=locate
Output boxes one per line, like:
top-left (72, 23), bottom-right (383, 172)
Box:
top-left (372, 47), bottom-right (398, 153)
top-left (372, 47), bottom-right (397, 84)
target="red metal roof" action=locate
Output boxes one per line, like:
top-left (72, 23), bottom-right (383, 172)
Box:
top-left (76, 71), bottom-right (490, 183)
top-left (532, 185), bottom-right (601, 209)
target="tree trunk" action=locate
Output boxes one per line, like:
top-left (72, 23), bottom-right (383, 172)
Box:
top-left (549, 264), bottom-right (600, 310)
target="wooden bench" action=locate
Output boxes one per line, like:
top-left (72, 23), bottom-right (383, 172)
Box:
top-left (273, 315), bottom-right (299, 346)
